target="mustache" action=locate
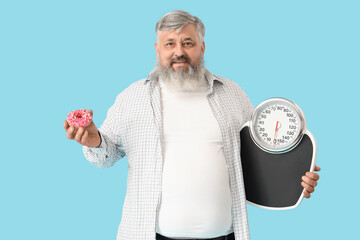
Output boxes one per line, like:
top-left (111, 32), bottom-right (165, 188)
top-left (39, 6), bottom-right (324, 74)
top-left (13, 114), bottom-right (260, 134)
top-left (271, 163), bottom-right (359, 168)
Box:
top-left (170, 55), bottom-right (191, 65)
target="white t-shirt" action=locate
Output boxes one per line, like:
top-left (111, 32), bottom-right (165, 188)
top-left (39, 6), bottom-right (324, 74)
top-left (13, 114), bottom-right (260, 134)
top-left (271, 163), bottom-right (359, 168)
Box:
top-left (155, 77), bottom-right (233, 239)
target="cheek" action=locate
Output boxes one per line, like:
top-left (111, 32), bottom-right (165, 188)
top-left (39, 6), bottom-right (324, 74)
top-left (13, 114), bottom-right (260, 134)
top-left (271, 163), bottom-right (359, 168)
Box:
top-left (188, 49), bottom-right (202, 62)
top-left (159, 51), bottom-right (173, 64)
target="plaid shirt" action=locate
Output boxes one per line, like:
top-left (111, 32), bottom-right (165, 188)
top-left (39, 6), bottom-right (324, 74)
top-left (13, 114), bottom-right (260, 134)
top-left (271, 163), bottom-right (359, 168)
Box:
top-left (83, 68), bottom-right (254, 240)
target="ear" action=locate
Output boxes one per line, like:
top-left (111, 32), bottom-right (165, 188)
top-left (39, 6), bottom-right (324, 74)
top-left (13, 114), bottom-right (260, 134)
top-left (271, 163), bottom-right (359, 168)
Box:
top-left (155, 41), bottom-right (159, 58)
top-left (201, 41), bottom-right (205, 56)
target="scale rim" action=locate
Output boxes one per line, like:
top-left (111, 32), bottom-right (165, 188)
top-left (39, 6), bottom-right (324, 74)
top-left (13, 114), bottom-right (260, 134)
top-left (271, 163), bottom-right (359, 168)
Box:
top-left (249, 97), bottom-right (307, 154)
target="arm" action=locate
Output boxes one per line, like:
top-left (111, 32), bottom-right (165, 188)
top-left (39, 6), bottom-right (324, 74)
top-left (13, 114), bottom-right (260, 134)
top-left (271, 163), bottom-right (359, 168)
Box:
top-left (64, 94), bottom-right (126, 168)
top-left (82, 94), bottom-right (126, 168)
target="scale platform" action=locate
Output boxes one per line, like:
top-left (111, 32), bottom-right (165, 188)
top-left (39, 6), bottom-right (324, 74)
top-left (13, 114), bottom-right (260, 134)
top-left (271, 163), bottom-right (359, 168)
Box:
top-left (240, 124), bottom-right (316, 210)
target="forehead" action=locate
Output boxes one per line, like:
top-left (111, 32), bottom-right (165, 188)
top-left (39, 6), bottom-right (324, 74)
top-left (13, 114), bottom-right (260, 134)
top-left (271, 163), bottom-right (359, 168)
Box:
top-left (159, 23), bottom-right (199, 41)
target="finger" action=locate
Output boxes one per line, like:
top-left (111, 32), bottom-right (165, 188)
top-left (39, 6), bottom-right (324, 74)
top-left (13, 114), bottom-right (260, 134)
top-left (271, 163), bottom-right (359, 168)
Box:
top-left (74, 127), bottom-right (85, 143)
top-left (64, 120), bottom-right (70, 131)
top-left (81, 130), bottom-right (89, 145)
top-left (88, 109), bottom-right (93, 116)
top-left (66, 126), bottom-right (76, 139)
top-left (301, 181), bottom-right (315, 193)
top-left (315, 165), bottom-right (321, 171)
top-left (306, 172), bottom-right (320, 181)
top-left (302, 176), bottom-right (318, 187)
top-left (303, 190), bottom-right (311, 198)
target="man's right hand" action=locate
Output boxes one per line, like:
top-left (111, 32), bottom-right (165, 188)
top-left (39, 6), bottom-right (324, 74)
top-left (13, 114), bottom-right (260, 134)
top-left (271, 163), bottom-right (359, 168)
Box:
top-left (64, 109), bottom-right (101, 148)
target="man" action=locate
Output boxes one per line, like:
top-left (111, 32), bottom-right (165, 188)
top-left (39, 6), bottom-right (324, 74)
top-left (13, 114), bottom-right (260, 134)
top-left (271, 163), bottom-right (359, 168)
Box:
top-left (64, 10), bottom-right (320, 240)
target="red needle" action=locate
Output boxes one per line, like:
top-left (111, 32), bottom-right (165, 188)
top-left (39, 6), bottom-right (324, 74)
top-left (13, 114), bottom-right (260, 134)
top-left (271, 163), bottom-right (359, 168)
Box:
top-left (273, 121), bottom-right (279, 143)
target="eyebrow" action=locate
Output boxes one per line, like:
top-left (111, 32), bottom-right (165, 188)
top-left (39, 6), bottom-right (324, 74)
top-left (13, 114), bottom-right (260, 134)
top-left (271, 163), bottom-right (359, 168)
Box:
top-left (164, 37), bottom-right (194, 42)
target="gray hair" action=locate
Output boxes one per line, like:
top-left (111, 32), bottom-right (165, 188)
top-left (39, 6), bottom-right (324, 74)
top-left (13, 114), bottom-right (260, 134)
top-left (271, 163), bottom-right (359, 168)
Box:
top-left (155, 10), bottom-right (205, 43)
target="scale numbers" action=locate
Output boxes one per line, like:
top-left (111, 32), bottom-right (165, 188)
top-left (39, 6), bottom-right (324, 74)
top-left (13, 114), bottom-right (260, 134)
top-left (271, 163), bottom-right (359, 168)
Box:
top-left (250, 98), bottom-right (305, 153)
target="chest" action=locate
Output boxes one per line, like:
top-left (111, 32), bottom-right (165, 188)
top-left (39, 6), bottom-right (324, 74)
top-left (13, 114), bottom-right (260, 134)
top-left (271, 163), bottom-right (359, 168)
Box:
top-left (120, 83), bottom-right (247, 155)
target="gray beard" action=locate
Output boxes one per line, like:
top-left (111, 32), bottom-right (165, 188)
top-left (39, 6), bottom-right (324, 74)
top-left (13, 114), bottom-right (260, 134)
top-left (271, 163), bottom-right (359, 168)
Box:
top-left (154, 58), bottom-right (207, 92)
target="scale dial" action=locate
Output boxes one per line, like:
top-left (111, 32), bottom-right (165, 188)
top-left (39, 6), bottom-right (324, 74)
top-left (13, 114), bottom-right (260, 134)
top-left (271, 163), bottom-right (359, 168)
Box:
top-left (250, 98), bottom-right (306, 153)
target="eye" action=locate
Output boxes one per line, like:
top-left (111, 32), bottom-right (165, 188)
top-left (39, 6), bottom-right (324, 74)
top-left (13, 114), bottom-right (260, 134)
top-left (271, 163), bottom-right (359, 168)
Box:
top-left (166, 42), bottom-right (174, 47)
top-left (184, 42), bottom-right (193, 47)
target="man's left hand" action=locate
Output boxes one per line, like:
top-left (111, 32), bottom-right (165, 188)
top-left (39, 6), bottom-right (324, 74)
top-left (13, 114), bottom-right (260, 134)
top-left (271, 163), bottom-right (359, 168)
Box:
top-left (301, 164), bottom-right (321, 198)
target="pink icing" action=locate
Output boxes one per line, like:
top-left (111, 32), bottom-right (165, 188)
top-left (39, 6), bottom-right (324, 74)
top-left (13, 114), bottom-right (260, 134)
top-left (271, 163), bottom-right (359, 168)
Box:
top-left (67, 109), bottom-right (92, 127)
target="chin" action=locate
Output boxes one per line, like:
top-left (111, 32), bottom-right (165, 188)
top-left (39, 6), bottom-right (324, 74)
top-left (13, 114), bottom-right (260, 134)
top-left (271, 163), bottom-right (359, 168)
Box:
top-left (172, 66), bottom-right (188, 72)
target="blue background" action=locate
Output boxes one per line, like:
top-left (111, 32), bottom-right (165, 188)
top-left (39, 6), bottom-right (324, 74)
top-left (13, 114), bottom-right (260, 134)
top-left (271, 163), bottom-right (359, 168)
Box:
top-left (1, 0), bottom-right (358, 239)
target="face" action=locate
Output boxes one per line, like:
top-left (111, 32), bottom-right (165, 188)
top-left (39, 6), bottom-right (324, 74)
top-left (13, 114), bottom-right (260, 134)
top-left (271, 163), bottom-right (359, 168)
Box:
top-left (155, 23), bottom-right (205, 72)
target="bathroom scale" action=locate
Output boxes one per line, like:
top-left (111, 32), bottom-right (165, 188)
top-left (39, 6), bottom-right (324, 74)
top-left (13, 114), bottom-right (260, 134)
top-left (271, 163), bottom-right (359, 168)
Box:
top-left (240, 97), bottom-right (317, 210)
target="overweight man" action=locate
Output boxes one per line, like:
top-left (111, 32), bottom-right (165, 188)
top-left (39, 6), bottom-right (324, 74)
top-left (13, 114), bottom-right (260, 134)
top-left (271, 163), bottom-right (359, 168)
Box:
top-left (64, 10), bottom-right (320, 240)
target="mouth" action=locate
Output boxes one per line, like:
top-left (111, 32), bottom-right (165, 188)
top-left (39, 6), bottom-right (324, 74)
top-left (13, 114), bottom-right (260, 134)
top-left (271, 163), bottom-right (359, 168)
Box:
top-left (171, 60), bottom-right (189, 67)
top-left (170, 56), bottom-right (190, 66)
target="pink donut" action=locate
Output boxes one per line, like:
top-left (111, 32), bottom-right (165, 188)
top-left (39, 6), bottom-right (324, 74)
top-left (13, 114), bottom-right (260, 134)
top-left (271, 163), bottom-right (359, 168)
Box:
top-left (67, 109), bottom-right (92, 127)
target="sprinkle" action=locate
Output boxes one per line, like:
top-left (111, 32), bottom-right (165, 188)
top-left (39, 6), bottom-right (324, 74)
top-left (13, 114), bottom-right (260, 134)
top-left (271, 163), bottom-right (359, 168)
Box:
top-left (67, 109), bottom-right (92, 127)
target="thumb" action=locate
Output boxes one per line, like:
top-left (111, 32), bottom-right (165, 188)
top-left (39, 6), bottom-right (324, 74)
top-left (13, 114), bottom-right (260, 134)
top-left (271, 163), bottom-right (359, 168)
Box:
top-left (314, 164), bottom-right (321, 171)
top-left (88, 109), bottom-right (93, 117)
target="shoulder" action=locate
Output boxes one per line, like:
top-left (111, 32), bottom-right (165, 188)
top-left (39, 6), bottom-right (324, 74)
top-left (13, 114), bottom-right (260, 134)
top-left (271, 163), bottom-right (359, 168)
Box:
top-left (211, 72), bottom-right (251, 100)
top-left (210, 72), bottom-right (255, 117)
top-left (216, 74), bottom-right (244, 90)
top-left (123, 78), bottom-right (147, 93)
top-left (114, 79), bottom-right (147, 100)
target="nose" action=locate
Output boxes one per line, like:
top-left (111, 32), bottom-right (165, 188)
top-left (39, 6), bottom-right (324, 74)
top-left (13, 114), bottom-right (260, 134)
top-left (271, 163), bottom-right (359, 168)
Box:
top-left (174, 44), bottom-right (185, 57)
